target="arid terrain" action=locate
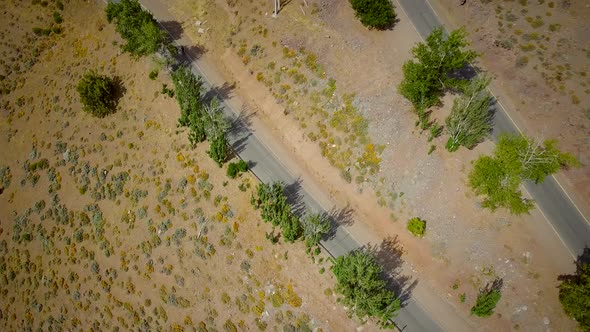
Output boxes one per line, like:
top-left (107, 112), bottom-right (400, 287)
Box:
top-left (0, 1), bottom-right (368, 330)
top-left (153, 0), bottom-right (584, 329)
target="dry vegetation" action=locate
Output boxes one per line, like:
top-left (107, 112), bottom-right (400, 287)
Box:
top-left (0, 1), bottom-right (364, 330)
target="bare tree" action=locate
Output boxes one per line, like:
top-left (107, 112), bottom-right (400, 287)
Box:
top-left (445, 75), bottom-right (493, 152)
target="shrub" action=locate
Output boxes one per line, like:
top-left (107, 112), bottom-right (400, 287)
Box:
top-left (407, 217), bottom-right (426, 237)
top-left (227, 160), bottom-right (249, 178)
top-left (148, 70), bottom-right (158, 80)
top-left (349, 0), bottom-right (396, 30)
top-left (53, 11), bottom-right (63, 24)
top-left (558, 259), bottom-right (590, 331)
top-left (76, 70), bottom-right (117, 117)
top-left (471, 281), bottom-right (502, 317)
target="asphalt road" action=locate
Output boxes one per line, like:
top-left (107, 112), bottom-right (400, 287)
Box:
top-left (397, 0), bottom-right (590, 256)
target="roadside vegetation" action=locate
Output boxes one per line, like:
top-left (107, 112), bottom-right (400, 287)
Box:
top-left (331, 249), bottom-right (401, 328)
top-left (469, 133), bottom-right (578, 214)
top-left (106, 0), bottom-right (166, 56)
top-left (399, 27), bottom-right (478, 130)
top-left (349, 0), bottom-right (396, 30)
top-left (558, 252), bottom-right (590, 331)
top-left (471, 279), bottom-right (503, 318)
top-left (445, 75), bottom-right (493, 152)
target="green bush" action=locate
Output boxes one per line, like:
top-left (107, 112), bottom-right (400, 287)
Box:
top-left (148, 70), bottom-right (158, 80)
top-left (105, 0), bottom-right (166, 57)
top-left (471, 286), bottom-right (502, 317)
top-left (558, 260), bottom-right (590, 331)
top-left (407, 217), bottom-right (426, 237)
top-left (227, 160), bottom-right (249, 178)
top-left (349, 0), bottom-right (396, 30)
top-left (76, 71), bottom-right (117, 117)
top-left (53, 11), bottom-right (63, 24)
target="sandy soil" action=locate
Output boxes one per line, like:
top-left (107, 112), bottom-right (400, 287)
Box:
top-left (430, 0), bottom-right (590, 220)
top-left (0, 1), bottom-right (367, 330)
top-left (156, 0), bottom-right (581, 330)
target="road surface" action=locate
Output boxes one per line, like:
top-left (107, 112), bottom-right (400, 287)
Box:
top-left (397, 0), bottom-right (590, 256)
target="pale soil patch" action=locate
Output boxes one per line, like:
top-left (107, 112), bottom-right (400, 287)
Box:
top-left (0, 1), bottom-right (364, 330)
top-left (161, 0), bottom-right (578, 329)
top-left (430, 0), bottom-right (590, 219)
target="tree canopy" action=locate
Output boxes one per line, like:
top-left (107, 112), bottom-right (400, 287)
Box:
top-left (171, 66), bottom-right (207, 147)
top-left (331, 249), bottom-right (400, 328)
top-left (469, 134), bottom-right (578, 214)
top-left (559, 259), bottom-right (590, 331)
top-left (106, 0), bottom-right (166, 56)
top-left (76, 71), bottom-right (117, 118)
top-left (251, 182), bottom-right (302, 243)
top-left (399, 27), bottom-right (477, 110)
top-left (349, 0), bottom-right (396, 30)
top-left (445, 75), bottom-right (493, 152)
top-left (301, 213), bottom-right (331, 248)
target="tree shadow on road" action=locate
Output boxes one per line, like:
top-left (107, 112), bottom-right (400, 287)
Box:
top-left (323, 204), bottom-right (355, 241)
top-left (283, 178), bottom-right (307, 218)
top-left (228, 106), bottom-right (256, 154)
top-left (373, 236), bottom-right (418, 307)
top-left (558, 246), bottom-right (590, 283)
top-left (160, 20), bottom-right (184, 41)
top-left (203, 82), bottom-right (236, 104)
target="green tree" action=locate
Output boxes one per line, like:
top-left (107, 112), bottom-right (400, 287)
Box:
top-left (445, 75), bottom-right (493, 152)
top-left (106, 0), bottom-right (166, 57)
top-left (251, 182), bottom-right (302, 243)
top-left (331, 249), bottom-right (400, 328)
top-left (76, 71), bottom-right (117, 117)
top-left (558, 257), bottom-right (590, 331)
top-left (301, 213), bottom-right (331, 248)
top-left (227, 160), bottom-right (249, 178)
top-left (205, 99), bottom-right (230, 166)
top-left (471, 280), bottom-right (502, 318)
top-left (469, 155), bottom-right (533, 214)
top-left (495, 134), bottom-right (579, 184)
top-left (469, 133), bottom-right (578, 214)
top-left (399, 27), bottom-right (478, 110)
top-left (171, 66), bottom-right (207, 145)
top-left (349, 0), bottom-right (396, 30)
